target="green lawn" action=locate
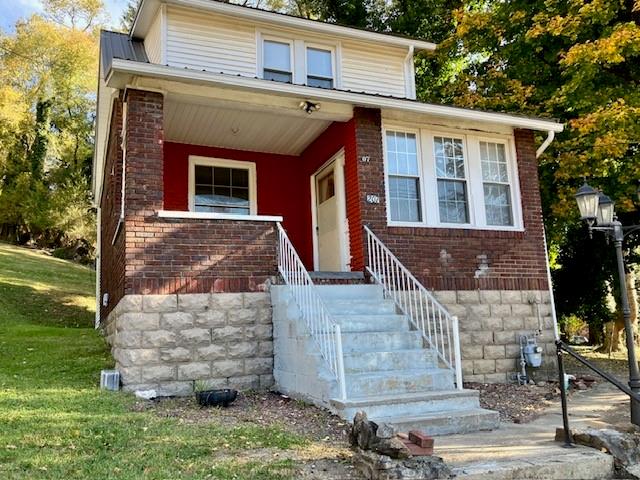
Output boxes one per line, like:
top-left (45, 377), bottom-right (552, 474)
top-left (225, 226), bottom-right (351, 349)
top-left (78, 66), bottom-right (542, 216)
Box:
top-left (0, 243), bottom-right (304, 479)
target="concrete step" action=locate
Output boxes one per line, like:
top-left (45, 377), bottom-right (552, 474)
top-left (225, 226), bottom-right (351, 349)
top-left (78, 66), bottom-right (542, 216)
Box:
top-left (308, 271), bottom-right (367, 285)
top-left (332, 389), bottom-right (481, 420)
top-left (333, 314), bottom-right (411, 333)
top-left (450, 449), bottom-right (613, 479)
top-left (341, 331), bottom-right (423, 353)
top-left (346, 368), bottom-right (454, 396)
top-left (372, 408), bottom-right (500, 437)
top-left (326, 299), bottom-right (397, 315)
top-left (315, 284), bottom-right (384, 300)
top-left (343, 348), bottom-right (437, 373)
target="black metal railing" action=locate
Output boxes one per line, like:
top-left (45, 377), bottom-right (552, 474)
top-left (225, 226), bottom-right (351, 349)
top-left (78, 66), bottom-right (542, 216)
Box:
top-left (556, 340), bottom-right (640, 447)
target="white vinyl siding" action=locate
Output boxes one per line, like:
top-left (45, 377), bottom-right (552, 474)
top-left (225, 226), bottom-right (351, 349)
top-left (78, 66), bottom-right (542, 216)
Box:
top-left (341, 40), bottom-right (407, 98)
top-left (163, 6), bottom-right (411, 97)
top-left (166, 6), bottom-right (256, 76)
top-left (144, 9), bottom-right (163, 63)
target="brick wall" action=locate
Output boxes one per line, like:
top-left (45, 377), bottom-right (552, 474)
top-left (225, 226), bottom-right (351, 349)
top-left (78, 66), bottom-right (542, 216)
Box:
top-left (97, 89), bottom-right (279, 311)
top-left (124, 217), bottom-right (277, 294)
top-left (100, 96), bottom-right (125, 320)
top-left (351, 108), bottom-right (548, 291)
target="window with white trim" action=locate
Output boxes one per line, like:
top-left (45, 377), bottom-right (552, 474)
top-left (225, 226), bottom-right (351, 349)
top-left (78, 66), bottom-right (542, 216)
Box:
top-left (386, 130), bottom-right (422, 222)
top-left (480, 141), bottom-right (513, 226)
top-left (383, 127), bottom-right (521, 230)
top-left (263, 40), bottom-right (292, 83)
top-left (306, 47), bottom-right (333, 88)
top-left (434, 136), bottom-right (469, 224)
top-left (190, 158), bottom-right (256, 215)
top-left (260, 34), bottom-right (337, 88)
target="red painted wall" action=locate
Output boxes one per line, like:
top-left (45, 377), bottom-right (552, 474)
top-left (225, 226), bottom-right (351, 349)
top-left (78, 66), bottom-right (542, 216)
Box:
top-left (163, 128), bottom-right (353, 269)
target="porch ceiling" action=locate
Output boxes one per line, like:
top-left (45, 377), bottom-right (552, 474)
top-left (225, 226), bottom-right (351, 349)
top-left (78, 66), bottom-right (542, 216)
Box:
top-left (164, 98), bottom-right (332, 155)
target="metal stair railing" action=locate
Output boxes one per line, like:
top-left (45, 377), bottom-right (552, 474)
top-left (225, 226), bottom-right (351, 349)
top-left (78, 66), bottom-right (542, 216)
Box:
top-left (276, 223), bottom-right (347, 400)
top-left (364, 225), bottom-right (463, 390)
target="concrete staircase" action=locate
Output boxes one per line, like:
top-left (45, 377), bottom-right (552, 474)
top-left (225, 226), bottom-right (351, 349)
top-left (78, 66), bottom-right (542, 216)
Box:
top-left (272, 282), bottom-right (499, 436)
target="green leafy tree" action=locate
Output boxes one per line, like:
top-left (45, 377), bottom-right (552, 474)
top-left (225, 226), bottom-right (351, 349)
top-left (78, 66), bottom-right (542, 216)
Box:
top-left (421, 0), bottom-right (640, 346)
top-left (0, 0), bottom-right (101, 252)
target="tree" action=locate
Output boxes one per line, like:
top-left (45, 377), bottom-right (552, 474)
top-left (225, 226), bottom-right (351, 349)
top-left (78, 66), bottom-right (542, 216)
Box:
top-left (0, 0), bottom-right (102, 252)
top-left (120, 0), bottom-right (140, 32)
top-left (424, 0), bottom-right (640, 346)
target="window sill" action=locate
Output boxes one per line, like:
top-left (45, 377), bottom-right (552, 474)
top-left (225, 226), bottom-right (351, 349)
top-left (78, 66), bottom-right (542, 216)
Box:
top-left (158, 210), bottom-right (283, 222)
top-left (387, 221), bottom-right (524, 233)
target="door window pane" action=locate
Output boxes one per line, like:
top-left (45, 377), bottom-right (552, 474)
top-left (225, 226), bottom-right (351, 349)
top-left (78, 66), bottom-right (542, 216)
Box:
top-left (318, 171), bottom-right (335, 204)
top-left (434, 136), bottom-right (469, 223)
top-left (264, 40), bottom-right (292, 83)
top-left (193, 165), bottom-right (251, 214)
top-left (480, 141), bottom-right (513, 226)
top-left (386, 130), bottom-right (422, 222)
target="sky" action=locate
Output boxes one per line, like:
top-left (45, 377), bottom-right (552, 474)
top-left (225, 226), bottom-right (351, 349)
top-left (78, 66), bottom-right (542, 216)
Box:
top-left (0, 0), bottom-right (130, 31)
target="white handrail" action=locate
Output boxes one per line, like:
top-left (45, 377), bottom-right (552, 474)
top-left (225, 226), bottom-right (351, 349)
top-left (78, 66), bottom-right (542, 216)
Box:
top-left (276, 223), bottom-right (347, 400)
top-left (364, 226), bottom-right (463, 390)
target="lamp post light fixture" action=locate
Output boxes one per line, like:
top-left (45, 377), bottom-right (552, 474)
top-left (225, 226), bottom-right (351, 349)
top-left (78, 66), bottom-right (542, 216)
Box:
top-left (575, 182), bottom-right (640, 426)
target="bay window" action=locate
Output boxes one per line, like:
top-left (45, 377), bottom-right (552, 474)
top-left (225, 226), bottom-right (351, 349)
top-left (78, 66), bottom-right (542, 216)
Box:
top-left (384, 127), bottom-right (521, 230)
top-left (480, 141), bottom-right (514, 226)
top-left (386, 131), bottom-right (422, 222)
top-left (434, 136), bottom-right (469, 224)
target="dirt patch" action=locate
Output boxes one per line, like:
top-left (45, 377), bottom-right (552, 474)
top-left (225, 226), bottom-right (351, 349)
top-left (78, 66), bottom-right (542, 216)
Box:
top-left (132, 391), bottom-right (363, 479)
top-left (136, 391), bottom-right (350, 439)
top-left (466, 382), bottom-right (561, 423)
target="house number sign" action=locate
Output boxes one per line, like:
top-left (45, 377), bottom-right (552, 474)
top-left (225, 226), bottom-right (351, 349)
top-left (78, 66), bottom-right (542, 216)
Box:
top-left (360, 155), bottom-right (370, 163)
top-left (366, 194), bottom-right (380, 204)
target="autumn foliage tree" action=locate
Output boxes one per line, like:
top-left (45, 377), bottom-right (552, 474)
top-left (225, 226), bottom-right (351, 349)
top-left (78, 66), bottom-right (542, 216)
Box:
top-left (0, 0), bottom-right (102, 258)
top-left (417, 0), bottom-right (640, 346)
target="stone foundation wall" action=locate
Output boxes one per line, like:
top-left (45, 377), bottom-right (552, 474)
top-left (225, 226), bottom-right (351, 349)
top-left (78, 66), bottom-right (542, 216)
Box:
top-left (104, 292), bottom-right (274, 396)
top-left (433, 290), bottom-right (557, 383)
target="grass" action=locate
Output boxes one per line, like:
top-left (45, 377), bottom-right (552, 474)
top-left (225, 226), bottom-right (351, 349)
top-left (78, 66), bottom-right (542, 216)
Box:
top-left (0, 242), bottom-right (306, 480)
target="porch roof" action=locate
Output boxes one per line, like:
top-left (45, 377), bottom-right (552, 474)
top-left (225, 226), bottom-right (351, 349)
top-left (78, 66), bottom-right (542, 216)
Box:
top-left (93, 57), bottom-right (564, 203)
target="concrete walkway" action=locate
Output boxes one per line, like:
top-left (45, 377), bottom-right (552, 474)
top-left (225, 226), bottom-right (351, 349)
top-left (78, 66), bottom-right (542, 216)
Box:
top-left (433, 384), bottom-right (630, 479)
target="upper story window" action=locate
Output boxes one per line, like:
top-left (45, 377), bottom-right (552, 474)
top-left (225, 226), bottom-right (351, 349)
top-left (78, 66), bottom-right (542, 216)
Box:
top-left (189, 157), bottom-right (257, 215)
top-left (260, 34), bottom-right (336, 88)
top-left (263, 40), bottom-right (292, 83)
top-left (383, 127), bottom-right (522, 230)
top-left (306, 47), bottom-right (334, 89)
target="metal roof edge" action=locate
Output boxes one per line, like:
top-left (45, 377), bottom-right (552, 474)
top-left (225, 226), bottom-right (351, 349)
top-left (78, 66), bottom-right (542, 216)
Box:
top-left (107, 59), bottom-right (564, 133)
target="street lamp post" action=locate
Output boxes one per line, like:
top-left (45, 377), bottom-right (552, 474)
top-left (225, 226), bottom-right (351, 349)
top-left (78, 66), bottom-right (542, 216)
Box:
top-left (575, 182), bottom-right (640, 426)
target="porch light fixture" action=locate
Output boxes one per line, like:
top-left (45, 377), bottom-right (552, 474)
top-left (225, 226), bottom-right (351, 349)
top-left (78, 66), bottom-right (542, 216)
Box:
top-left (299, 100), bottom-right (321, 114)
top-left (574, 181), bottom-right (640, 426)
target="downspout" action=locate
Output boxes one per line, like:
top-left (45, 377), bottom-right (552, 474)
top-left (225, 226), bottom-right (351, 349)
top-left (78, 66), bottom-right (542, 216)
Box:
top-left (404, 46), bottom-right (416, 99)
top-left (95, 207), bottom-right (101, 329)
top-left (112, 99), bottom-right (127, 245)
top-left (536, 130), bottom-right (560, 340)
top-left (536, 130), bottom-right (554, 159)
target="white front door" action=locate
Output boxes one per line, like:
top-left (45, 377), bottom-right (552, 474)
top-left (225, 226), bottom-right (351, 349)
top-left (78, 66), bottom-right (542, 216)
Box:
top-left (313, 153), bottom-right (349, 271)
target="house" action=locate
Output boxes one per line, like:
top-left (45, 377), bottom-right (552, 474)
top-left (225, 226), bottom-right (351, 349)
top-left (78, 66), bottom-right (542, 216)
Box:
top-left (94, 0), bottom-right (563, 434)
